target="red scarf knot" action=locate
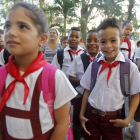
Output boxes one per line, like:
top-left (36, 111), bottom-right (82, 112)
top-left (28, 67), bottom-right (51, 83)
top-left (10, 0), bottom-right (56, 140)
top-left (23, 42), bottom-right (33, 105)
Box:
top-left (0, 51), bottom-right (47, 111)
top-left (99, 60), bottom-right (119, 87)
top-left (69, 49), bottom-right (81, 55)
top-left (88, 55), bottom-right (95, 62)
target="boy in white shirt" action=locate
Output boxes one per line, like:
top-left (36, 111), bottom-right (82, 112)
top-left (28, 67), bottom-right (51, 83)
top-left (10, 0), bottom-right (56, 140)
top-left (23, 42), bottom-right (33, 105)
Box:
top-left (80, 18), bottom-right (140, 140)
top-left (67, 30), bottom-right (101, 140)
top-left (51, 27), bottom-right (84, 76)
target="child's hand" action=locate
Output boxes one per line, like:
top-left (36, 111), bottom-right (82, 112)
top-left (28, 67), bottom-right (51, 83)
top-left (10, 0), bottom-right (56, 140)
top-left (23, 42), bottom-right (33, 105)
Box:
top-left (110, 118), bottom-right (129, 127)
top-left (80, 116), bottom-right (91, 136)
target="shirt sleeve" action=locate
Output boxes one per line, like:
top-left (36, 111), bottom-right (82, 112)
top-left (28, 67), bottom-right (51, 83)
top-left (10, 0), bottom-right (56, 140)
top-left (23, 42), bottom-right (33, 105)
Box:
top-left (80, 63), bottom-right (92, 90)
top-left (67, 56), bottom-right (78, 77)
top-left (51, 54), bottom-right (61, 69)
top-left (0, 49), bottom-right (5, 66)
top-left (134, 48), bottom-right (140, 60)
top-left (130, 61), bottom-right (140, 96)
top-left (54, 69), bottom-right (78, 109)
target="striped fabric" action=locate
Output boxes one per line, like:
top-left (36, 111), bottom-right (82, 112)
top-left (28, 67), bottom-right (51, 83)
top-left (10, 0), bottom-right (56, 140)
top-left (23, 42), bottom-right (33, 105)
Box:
top-left (41, 41), bottom-right (62, 63)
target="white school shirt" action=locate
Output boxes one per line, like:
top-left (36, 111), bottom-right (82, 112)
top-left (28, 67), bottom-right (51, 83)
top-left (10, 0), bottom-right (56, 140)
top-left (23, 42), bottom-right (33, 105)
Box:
top-left (51, 45), bottom-right (84, 76)
top-left (133, 48), bottom-right (140, 64)
top-left (80, 51), bottom-right (140, 112)
top-left (120, 40), bottom-right (137, 59)
top-left (0, 49), bottom-right (5, 66)
top-left (67, 52), bottom-right (98, 95)
top-left (4, 68), bottom-right (77, 139)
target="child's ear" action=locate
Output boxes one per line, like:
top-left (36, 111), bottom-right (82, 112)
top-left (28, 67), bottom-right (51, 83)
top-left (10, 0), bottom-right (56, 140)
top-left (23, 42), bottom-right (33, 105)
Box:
top-left (39, 33), bottom-right (48, 47)
top-left (80, 38), bottom-right (82, 43)
top-left (120, 36), bottom-right (124, 45)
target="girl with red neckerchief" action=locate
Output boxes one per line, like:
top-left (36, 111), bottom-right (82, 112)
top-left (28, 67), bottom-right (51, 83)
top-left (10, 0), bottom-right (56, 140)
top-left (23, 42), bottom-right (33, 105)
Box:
top-left (0, 2), bottom-right (77, 140)
top-left (120, 21), bottom-right (137, 60)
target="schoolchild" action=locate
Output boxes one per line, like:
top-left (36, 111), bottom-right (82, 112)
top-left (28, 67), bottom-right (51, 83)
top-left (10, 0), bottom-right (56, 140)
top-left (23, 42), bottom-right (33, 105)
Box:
top-left (137, 40), bottom-right (140, 48)
top-left (0, 29), bottom-right (5, 52)
top-left (120, 21), bottom-right (137, 60)
top-left (80, 18), bottom-right (140, 140)
top-left (61, 36), bottom-right (68, 49)
top-left (125, 47), bottom-right (140, 140)
top-left (67, 29), bottom-right (101, 140)
top-left (51, 27), bottom-right (84, 76)
top-left (0, 2), bottom-right (77, 140)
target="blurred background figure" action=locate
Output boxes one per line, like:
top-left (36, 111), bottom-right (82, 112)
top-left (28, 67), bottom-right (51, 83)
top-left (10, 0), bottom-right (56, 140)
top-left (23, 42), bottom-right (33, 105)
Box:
top-left (61, 36), bottom-right (68, 49)
top-left (41, 28), bottom-right (62, 63)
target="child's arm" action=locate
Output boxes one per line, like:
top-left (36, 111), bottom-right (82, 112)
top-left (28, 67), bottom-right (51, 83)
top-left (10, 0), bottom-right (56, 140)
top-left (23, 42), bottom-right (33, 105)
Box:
top-left (50, 103), bottom-right (69, 140)
top-left (79, 89), bottom-right (91, 136)
top-left (69, 76), bottom-right (80, 88)
top-left (110, 92), bottom-right (139, 127)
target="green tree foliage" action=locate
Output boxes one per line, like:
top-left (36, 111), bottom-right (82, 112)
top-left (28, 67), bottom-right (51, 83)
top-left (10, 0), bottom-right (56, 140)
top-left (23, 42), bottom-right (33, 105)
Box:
top-left (54, 0), bottom-right (79, 35)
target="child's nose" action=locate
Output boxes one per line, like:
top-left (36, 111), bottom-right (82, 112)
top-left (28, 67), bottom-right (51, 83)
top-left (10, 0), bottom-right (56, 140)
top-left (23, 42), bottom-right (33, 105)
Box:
top-left (8, 27), bottom-right (17, 37)
top-left (106, 42), bottom-right (112, 48)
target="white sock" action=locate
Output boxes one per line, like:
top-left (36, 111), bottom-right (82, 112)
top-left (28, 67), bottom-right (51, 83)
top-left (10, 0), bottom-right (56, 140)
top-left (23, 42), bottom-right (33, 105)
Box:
top-left (129, 120), bottom-right (135, 133)
top-left (134, 120), bottom-right (140, 140)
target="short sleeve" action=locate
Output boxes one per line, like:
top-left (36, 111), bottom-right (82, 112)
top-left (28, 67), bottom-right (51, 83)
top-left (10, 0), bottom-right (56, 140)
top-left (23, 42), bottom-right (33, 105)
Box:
top-left (54, 69), bottom-right (78, 109)
top-left (0, 49), bottom-right (5, 66)
top-left (67, 56), bottom-right (78, 77)
top-left (130, 61), bottom-right (140, 95)
top-left (51, 54), bottom-right (61, 69)
top-left (80, 63), bottom-right (92, 90)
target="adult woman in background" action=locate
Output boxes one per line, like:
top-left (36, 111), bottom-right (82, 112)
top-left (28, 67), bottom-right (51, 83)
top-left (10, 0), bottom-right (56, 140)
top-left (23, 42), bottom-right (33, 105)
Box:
top-left (41, 28), bottom-right (62, 63)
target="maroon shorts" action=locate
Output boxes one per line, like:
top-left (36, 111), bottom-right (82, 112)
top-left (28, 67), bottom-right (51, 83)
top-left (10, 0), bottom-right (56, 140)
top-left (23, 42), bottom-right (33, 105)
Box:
top-left (73, 96), bottom-right (82, 125)
top-left (82, 106), bottom-right (123, 140)
top-left (138, 102), bottom-right (140, 108)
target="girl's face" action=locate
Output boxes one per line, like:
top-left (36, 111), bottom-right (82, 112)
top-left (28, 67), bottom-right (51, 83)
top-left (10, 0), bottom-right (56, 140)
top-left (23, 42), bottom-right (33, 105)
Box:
top-left (4, 7), bottom-right (43, 57)
top-left (49, 29), bottom-right (58, 41)
top-left (122, 23), bottom-right (133, 39)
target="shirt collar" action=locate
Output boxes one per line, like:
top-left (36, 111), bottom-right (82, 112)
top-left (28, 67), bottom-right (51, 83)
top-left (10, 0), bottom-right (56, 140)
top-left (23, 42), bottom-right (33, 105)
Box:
top-left (86, 52), bottom-right (99, 59)
top-left (64, 45), bottom-right (84, 52)
top-left (97, 51), bottom-right (125, 63)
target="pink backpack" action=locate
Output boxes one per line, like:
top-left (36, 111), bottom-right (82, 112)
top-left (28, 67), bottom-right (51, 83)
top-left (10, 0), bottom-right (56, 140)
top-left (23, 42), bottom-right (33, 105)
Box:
top-left (0, 63), bottom-right (73, 140)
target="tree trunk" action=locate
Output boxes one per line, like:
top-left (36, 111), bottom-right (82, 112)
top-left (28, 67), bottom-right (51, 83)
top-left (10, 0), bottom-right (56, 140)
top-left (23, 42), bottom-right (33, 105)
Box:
top-left (64, 17), bottom-right (67, 35)
top-left (127, 0), bottom-right (135, 21)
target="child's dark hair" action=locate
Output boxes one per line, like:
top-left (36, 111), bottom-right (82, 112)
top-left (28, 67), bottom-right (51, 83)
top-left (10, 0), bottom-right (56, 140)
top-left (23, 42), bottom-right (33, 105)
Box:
top-left (122, 21), bottom-right (132, 28)
top-left (68, 27), bottom-right (81, 37)
top-left (97, 18), bottom-right (122, 36)
top-left (8, 2), bottom-right (48, 35)
top-left (137, 41), bottom-right (140, 47)
top-left (0, 29), bottom-right (4, 34)
top-left (85, 29), bottom-right (97, 40)
top-left (61, 36), bottom-right (68, 44)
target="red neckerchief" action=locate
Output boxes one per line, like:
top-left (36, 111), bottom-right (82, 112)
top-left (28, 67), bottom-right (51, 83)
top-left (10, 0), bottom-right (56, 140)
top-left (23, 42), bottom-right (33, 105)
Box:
top-left (0, 48), bottom-right (2, 52)
top-left (0, 51), bottom-right (47, 111)
top-left (88, 55), bottom-right (95, 62)
top-left (69, 49), bottom-right (81, 55)
top-left (123, 38), bottom-right (131, 59)
top-left (99, 60), bottom-right (119, 87)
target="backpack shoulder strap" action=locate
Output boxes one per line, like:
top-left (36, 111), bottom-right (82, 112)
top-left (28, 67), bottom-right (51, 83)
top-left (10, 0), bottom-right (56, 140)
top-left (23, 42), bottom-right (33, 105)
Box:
top-left (57, 49), bottom-right (64, 70)
top-left (90, 58), bottom-right (100, 93)
top-left (0, 66), bottom-right (7, 96)
top-left (4, 49), bottom-right (11, 65)
top-left (97, 53), bottom-right (102, 58)
top-left (80, 53), bottom-right (90, 72)
top-left (120, 58), bottom-right (130, 118)
top-left (42, 63), bottom-right (58, 126)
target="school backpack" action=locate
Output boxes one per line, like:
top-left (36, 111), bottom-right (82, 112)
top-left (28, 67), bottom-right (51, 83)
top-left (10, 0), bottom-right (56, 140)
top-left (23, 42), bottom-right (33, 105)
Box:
top-left (57, 49), bottom-right (85, 69)
top-left (90, 58), bottom-right (130, 119)
top-left (0, 63), bottom-right (73, 140)
top-left (80, 52), bottom-right (102, 72)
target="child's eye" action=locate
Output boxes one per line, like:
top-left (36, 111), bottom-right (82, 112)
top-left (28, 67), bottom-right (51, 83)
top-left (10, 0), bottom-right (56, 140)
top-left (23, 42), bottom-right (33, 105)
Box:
top-left (100, 41), bottom-right (105, 44)
top-left (111, 40), bottom-right (116, 42)
top-left (94, 39), bottom-right (98, 42)
top-left (4, 24), bottom-right (11, 30)
top-left (20, 25), bottom-right (28, 29)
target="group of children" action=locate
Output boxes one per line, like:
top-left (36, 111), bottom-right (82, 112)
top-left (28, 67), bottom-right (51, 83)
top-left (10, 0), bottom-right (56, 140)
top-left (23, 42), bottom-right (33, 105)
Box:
top-left (0, 1), bottom-right (140, 140)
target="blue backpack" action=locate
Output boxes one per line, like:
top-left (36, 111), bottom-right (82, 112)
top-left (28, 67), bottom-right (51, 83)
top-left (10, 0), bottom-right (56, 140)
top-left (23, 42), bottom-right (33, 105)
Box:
top-left (90, 58), bottom-right (130, 119)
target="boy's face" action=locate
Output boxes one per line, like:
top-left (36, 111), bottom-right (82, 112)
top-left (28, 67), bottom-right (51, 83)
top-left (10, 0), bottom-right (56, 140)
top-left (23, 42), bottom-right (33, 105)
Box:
top-left (61, 39), bottom-right (68, 48)
top-left (98, 27), bottom-right (123, 63)
top-left (85, 32), bottom-right (99, 56)
top-left (68, 30), bottom-right (82, 49)
top-left (0, 33), bottom-right (4, 49)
